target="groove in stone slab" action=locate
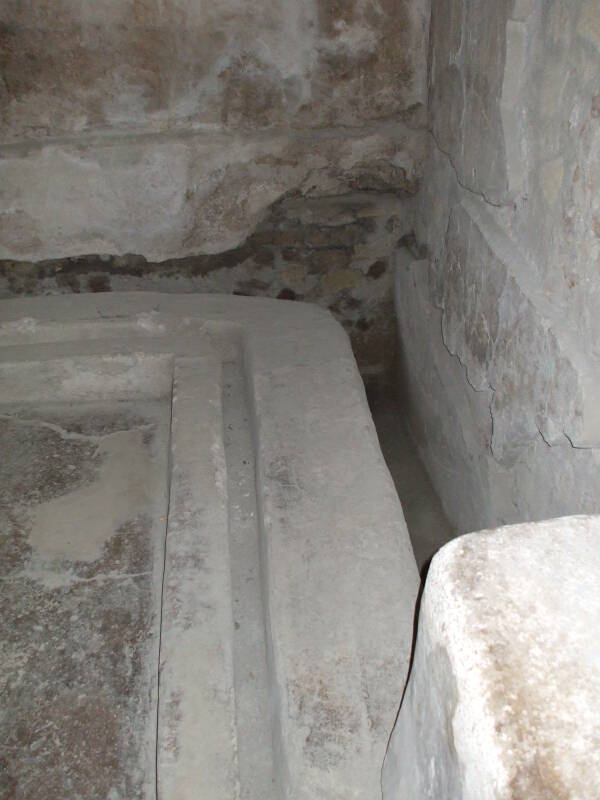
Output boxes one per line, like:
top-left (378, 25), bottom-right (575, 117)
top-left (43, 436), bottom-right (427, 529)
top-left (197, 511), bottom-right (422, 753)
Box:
top-left (222, 359), bottom-right (276, 800)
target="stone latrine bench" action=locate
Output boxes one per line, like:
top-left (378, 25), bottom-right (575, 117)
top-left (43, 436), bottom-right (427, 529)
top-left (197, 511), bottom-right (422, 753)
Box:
top-left (383, 515), bottom-right (600, 800)
top-left (0, 293), bottom-right (419, 800)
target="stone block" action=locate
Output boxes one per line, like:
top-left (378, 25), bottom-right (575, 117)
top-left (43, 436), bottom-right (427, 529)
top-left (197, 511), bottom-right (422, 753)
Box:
top-left (0, 292), bottom-right (420, 799)
top-left (308, 248), bottom-right (351, 274)
top-left (383, 515), bottom-right (600, 800)
top-left (321, 268), bottom-right (362, 292)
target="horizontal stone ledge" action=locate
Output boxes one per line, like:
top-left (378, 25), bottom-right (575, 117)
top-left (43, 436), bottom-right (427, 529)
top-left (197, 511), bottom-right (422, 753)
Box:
top-left (0, 124), bottom-right (424, 262)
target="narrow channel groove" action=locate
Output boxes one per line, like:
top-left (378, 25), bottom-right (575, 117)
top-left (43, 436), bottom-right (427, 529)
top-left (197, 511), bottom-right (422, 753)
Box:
top-left (222, 359), bottom-right (277, 800)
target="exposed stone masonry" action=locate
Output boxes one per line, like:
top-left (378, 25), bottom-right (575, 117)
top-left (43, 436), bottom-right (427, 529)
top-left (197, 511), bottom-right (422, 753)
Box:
top-left (0, 0), bottom-right (431, 380)
top-left (0, 192), bottom-right (414, 377)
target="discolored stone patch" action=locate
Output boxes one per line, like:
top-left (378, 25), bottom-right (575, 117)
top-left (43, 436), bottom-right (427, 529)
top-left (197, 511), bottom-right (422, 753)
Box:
top-left (0, 577), bottom-right (156, 800)
top-left (0, 399), bottom-right (170, 800)
top-left (290, 668), bottom-right (361, 770)
top-left (0, 415), bottom-right (99, 510)
top-left (0, 0), bottom-right (428, 140)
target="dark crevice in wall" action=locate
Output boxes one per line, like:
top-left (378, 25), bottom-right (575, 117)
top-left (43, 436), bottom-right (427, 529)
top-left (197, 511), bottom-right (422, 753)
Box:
top-left (0, 191), bottom-right (414, 380)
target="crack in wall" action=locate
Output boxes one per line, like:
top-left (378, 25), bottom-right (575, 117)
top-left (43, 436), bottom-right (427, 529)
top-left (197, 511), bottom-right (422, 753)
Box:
top-left (436, 296), bottom-right (583, 457)
top-left (436, 302), bottom-right (500, 460)
top-left (428, 128), bottom-right (514, 210)
top-left (154, 377), bottom-right (175, 800)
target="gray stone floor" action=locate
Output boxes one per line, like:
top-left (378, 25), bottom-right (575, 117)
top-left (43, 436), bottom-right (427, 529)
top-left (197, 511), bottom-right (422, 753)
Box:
top-left (368, 387), bottom-right (456, 574)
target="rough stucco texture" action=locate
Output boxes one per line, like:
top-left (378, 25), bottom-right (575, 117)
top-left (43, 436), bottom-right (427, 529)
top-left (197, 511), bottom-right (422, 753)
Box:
top-left (0, 0), bottom-right (429, 140)
top-left (396, 0), bottom-right (600, 532)
top-left (0, 0), bottom-right (430, 262)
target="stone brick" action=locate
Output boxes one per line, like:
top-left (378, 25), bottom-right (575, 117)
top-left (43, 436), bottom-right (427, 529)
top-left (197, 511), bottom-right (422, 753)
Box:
top-left (321, 269), bottom-right (361, 292)
top-left (308, 249), bottom-right (351, 275)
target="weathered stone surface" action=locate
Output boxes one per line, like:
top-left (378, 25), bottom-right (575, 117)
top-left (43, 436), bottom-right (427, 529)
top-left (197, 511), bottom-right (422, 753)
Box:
top-left (0, 192), bottom-right (409, 378)
top-left (383, 515), bottom-right (600, 800)
top-left (0, 123), bottom-right (423, 263)
top-left (428, 0), bottom-right (512, 204)
top-left (0, 400), bottom-right (170, 800)
top-left (0, 0), bottom-right (429, 372)
top-left (0, 292), bottom-right (420, 799)
top-left (396, 247), bottom-right (600, 533)
top-left (0, 0), bottom-right (429, 266)
top-left (424, 0), bottom-right (600, 356)
top-left (157, 358), bottom-right (238, 800)
top-left (441, 200), bottom-right (584, 461)
top-left (398, 0), bottom-right (600, 532)
top-left (0, 0), bottom-right (429, 142)
top-left (243, 300), bottom-right (419, 798)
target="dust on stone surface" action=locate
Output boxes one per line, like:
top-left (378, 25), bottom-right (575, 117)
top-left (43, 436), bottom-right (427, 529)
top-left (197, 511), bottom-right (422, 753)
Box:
top-left (1, 0), bottom-right (426, 139)
top-left (75, 515), bottom-right (154, 580)
top-left (0, 405), bottom-right (161, 573)
top-left (358, 656), bottom-right (400, 736)
top-left (0, 415), bottom-right (100, 510)
top-left (290, 668), bottom-right (361, 769)
top-left (162, 689), bottom-right (183, 760)
top-left (0, 576), bottom-right (156, 800)
top-left (0, 509), bottom-right (32, 573)
top-left (314, 0), bottom-right (417, 122)
top-left (265, 454), bottom-right (304, 509)
top-left (0, 400), bottom-right (168, 800)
